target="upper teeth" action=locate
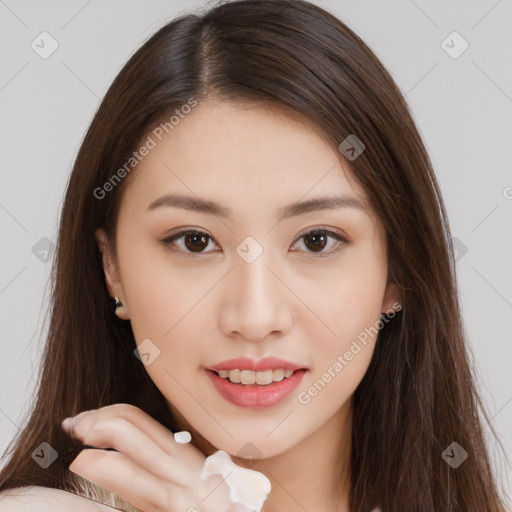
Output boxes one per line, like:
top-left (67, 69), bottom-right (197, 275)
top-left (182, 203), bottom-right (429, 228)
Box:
top-left (218, 369), bottom-right (295, 385)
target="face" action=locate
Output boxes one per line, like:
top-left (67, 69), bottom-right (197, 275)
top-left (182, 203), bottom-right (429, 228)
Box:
top-left (96, 100), bottom-right (401, 460)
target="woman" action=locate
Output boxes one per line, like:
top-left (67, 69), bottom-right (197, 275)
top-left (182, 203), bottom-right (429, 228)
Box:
top-left (0, 0), bottom-right (508, 511)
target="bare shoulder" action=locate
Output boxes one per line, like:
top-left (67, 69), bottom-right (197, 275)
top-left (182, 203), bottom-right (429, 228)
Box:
top-left (0, 486), bottom-right (120, 511)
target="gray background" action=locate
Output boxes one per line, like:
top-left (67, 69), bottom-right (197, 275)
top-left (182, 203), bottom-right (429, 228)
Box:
top-left (1, 0), bottom-right (511, 501)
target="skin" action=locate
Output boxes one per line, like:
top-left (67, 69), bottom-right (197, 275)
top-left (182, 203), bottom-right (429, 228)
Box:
top-left (84, 99), bottom-right (402, 512)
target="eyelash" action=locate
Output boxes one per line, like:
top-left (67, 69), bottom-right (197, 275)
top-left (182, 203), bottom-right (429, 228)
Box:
top-left (160, 228), bottom-right (348, 258)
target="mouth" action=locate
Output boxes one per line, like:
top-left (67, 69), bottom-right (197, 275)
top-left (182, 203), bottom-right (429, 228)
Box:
top-left (204, 367), bottom-right (308, 409)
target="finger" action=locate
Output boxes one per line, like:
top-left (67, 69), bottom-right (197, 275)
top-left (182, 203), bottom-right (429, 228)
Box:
top-left (66, 415), bottom-right (196, 487)
top-left (65, 404), bottom-right (178, 456)
top-left (69, 448), bottom-right (188, 512)
top-left (64, 404), bottom-right (205, 470)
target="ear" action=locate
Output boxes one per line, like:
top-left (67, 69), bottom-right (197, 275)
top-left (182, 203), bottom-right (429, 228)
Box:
top-left (381, 280), bottom-right (402, 316)
top-left (95, 228), bottom-right (130, 320)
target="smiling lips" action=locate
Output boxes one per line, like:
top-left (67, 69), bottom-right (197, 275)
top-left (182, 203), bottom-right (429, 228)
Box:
top-left (204, 356), bottom-right (308, 409)
top-left (205, 356), bottom-right (306, 384)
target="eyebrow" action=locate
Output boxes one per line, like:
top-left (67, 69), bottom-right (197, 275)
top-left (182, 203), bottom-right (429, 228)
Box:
top-left (147, 193), bottom-right (370, 220)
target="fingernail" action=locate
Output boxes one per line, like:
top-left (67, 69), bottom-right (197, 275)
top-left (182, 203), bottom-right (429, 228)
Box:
top-left (61, 417), bottom-right (74, 430)
top-left (174, 431), bottom-right (192, 444)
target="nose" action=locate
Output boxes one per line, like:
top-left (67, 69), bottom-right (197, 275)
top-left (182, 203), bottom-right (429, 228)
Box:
top-left (218, 248), bottom-right (293, 343)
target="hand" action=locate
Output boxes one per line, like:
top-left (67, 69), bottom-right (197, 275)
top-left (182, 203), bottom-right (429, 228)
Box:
top-left (61, 403), bottom-right (249, 512)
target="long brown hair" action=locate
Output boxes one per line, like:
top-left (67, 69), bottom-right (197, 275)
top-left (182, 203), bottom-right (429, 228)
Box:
top-left (0, 1), bottom-right (507, 510)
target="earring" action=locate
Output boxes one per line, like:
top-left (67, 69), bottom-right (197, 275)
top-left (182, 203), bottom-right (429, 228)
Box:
top-left (112, 296), bottom-right (129, 320)
top-left (112, 296), bottom-right (124, 315)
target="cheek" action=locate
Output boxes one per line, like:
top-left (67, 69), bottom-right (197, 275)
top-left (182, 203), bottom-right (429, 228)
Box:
top-left (119, 250), bottom-right (217, 405)
top-left (297, 276), bottom-right (385, 414)
top-left (296, 245), bottom-right (387, 408)
top-left (117, 237), bottom-right (208, 341)
top-left (299, 248), bottom-right (387, 347)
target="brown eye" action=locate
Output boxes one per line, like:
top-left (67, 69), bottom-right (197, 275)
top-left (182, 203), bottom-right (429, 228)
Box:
top-left (292, 229), bottom-right (348, 257)
top-left (183, 232), bottom-right (210, 252)
top-left (303, 231), bottom-right (329, 252)
top-left (162, 230), bottom-right (218, 254)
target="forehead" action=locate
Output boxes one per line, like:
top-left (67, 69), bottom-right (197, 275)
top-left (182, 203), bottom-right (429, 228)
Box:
top-left (120, 100), bottom-right (371, 219)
